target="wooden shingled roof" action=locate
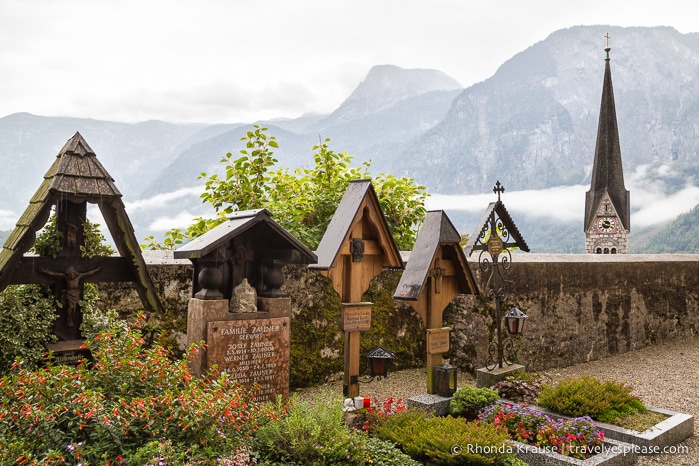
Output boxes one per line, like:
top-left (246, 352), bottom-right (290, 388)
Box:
top-left (394, 210), bottom-right (478, 302)
top-left (310, 179), bottom-right (403, 271)
top-left (174, 209), bottom-right (316, 263)
top-left (0, 132), bottom-right (163, 314)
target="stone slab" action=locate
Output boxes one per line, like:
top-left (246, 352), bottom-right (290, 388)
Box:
top-left (534, 405), bottom-right (694, 455)
top-left (207, 316), bottom-right (290, 402)
top-left (476, 364), bottom-right (525, 388)
top-left (513, 439), bottom-right (637, 465)
top-left (186, 298), bottom-right (231, 376)
top-left (407, 393), bottom-right (453, 416)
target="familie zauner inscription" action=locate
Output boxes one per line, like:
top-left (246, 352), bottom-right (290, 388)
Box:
top-left (207, 317), bottom-right (290, 402)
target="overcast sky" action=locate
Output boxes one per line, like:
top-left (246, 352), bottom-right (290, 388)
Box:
top-left (2, 0), bottom-right (698, 124)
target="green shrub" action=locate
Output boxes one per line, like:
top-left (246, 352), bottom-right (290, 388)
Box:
top-left (450, 385), bottom-right (500, 419)
top-left (0, 325), bottom-right (275, 464)
top-left (537, 375), bottom-right (646, 423)
top-left (253, 394), bottom-right (417, 465)
top-left (0, 285), bottom-right (56, 373)
top-left (0, 215), bottom-right (115, 376)
top-left (372, 409), bottom-right (515, 465)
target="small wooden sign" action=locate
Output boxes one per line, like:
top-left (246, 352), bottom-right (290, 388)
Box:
top-left (426, 327), bottom-right (451, 354)
top-left (341, 302), bottom-right (373, 332)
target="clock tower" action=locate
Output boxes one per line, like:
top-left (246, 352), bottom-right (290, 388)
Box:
top-left (584, 35), bottom-right (630, 254)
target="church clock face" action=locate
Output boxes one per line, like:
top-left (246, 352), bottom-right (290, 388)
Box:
top-left (597, 217), bottom-right (616, 233)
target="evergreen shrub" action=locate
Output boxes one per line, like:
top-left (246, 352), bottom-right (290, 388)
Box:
top-left (371, 409), bottom-right (515, 465)
top-left (537, 375), bottom-right (646, 423)
top-left (450, 385), bottom-right (500, 419)
top-left (253, 394), bottom-right (418, 465)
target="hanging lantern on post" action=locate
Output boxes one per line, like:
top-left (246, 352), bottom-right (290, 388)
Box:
top-left (434, 363), bottom-right (458, 397)
top-left (504, 305), bottom-right (528, 335)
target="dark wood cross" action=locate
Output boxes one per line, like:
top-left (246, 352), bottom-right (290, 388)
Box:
top-left (11, 200), bottom-right (132, 340)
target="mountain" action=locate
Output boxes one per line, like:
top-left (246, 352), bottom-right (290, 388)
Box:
top-left (139, 65), bottom-right (463, 197)
top-left (0, 26), bottom-right (697, 253)
top-left (631, 205), bottom-right (699, 253)
top-left (397, 25), bottom-right (699, 194)
top-left (0, 113), bottom-right (209, 208)
top-left (311, 64), bottom-right (462, 128)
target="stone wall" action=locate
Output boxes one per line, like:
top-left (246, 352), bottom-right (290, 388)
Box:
top-left (448, 254), bottom-right (699, 372)
top-left (104, 252), bottom-right (698, 383)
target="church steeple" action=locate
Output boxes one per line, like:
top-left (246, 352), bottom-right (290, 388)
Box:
top-left (584, 34), bottom-right (631, 254)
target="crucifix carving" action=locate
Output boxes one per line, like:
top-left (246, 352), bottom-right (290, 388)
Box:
top-left (40, 266), bottom-right (101, 326)
top-left (429, 258), bottom-right (445, 294)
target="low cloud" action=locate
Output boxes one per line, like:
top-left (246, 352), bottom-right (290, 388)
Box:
top-left (428, 169), bottom-right (699, 229)
top-left (124, 186), bottom-right (203, 212)
top-left (0, 209), bottom-right (19, 231)
top-left (428, 185), bottom-right (586, 223)
top-left (147, 211), bottom-right (212, 232)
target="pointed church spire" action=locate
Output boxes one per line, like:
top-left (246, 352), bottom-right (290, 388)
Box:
top-left (584, 35), bottom-right (630, 235)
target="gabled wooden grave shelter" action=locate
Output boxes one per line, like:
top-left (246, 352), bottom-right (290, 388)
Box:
top-left (394, 210), bottom-right (479, 394)
top-left (310, 179), bottom-right (403, 397)
top-left (174, 208), bottom-right (317, 300)
top-left (174, 209), bottom-right (316, 399)
top-left (0, 132), bottom-right (163, 342)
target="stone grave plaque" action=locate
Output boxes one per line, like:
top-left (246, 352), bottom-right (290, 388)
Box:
top-left (426, 327), bottom-right (451, 354)
top-left (207, 317), bottom-right (290, 402)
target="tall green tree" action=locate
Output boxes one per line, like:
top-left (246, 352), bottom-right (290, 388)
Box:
top-left (143, 126), bottom-right (428, 250)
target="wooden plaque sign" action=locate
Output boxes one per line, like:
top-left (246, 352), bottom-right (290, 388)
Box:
top-left (207, 317), bottom-right (290, 402)
top-left (341, 302), bottom-right (372, 332)
top-left (426, 327), bottom-right (451, 354)
top-left (45, 340), bottom-right (92, 367)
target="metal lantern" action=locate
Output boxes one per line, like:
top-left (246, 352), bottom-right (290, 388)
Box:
top-left (434, 363), bottom-right (458, 397)
top-left (504, 305), bottom-right (528, 335)
top-left (365, 346), bottom-right (396, 379)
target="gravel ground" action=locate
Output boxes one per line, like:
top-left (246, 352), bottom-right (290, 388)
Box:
top-left (295, 336), bottom-right (698, 465)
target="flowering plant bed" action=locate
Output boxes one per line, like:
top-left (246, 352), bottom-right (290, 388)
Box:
top-left (480, 402), bottom-right (637, 465)
top-left (480, 402), bottom-right (606, 460)
top-left (531, 404), bottom-right (694, 455)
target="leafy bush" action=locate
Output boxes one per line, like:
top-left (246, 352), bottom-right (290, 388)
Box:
top-left (253, 394), bottom-right (418, 465)
top-left (372, 409), bottom-right (515, 465)
top-left (0, 215), bottom-right (115, 375)
top-left (146, 126), bottom-right (428, 251)
top-left (537, 375), bottom-right (646, 423)
top-left (480, 401), bottom-right (605, 460)
top-left (0, 325), bottom-right (275, 464)
top-left (0, 285), bottom-right (56, 372)
top-left (450, 385), bottom-right (500, 419)
top-left (494, 373), bottom-right (543, 404)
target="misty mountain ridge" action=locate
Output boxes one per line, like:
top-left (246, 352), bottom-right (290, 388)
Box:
top-left (0, 25), bottom-right (697, 253)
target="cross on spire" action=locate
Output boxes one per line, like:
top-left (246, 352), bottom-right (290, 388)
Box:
top-left (493, 181), bottom-right (505, 201)
top-left (604, 32), bottom-right (611, 58)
